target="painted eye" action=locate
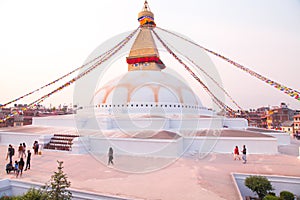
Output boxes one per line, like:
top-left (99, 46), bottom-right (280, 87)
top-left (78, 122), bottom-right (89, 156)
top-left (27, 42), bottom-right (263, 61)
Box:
top-left (133, 63), bottom-right (139, 67)
top-left (143, 62), bottom-right (149, 66)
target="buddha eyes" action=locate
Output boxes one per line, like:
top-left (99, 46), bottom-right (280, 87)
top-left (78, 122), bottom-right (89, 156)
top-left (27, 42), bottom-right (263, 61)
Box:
top-left (133, 62), bottom-right (149, 67)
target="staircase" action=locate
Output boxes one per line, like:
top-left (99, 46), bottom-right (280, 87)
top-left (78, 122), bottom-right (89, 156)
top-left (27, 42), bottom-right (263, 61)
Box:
top-left (44, 134), bottom-right (79, 151)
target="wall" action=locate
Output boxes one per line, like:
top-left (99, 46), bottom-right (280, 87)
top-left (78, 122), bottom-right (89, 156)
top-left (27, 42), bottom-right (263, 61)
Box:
top-left (223, 118), bottom-right (248, 129)
top-left (110, 117), bottom-right (170, 131)
top-left (33, 114), bottom-right (249, 131)
top-left (0, 132), bottom-right (40, 148)
top-left (169, 118), bottom-right (223, 130)
top-left (33, 115), bottom-right (76, 127)
top-left (0, 179), bottom-right (128, 200)
top-left (183, 136), bottom-right (278, 155)
top-left (265, 133), bottom-right (291, 145)
top-left (89, 136), bottom-right (183, 157)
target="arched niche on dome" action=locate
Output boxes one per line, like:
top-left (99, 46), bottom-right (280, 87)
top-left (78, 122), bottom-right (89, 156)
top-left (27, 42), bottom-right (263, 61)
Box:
top-left (158, 87), bottom-right (179, 103)
top-left (181, 89), bottom-right (198, 105)
top-left (131, 86), bottom-right (155, 102)
top-left (106, 86), bottom-right (128, 104)
top-left (93, 89), bottom-right (107, 104)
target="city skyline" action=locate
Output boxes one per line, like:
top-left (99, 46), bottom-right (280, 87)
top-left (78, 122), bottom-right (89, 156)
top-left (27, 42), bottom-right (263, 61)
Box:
top-left (0, 0), bottom-right (299, 110)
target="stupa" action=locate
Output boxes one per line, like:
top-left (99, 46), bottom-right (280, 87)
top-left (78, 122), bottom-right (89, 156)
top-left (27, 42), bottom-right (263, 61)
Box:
top-left (27, 1), bottom-right (286, 160)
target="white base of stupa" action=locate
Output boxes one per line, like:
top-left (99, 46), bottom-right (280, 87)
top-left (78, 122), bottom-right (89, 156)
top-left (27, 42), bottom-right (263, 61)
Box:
top-left (0, 113), bottom-right (283, 158)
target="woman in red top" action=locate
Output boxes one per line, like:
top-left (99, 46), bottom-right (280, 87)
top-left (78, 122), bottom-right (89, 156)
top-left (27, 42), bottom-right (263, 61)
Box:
top-left (233, 146), bottom-right (241, 160)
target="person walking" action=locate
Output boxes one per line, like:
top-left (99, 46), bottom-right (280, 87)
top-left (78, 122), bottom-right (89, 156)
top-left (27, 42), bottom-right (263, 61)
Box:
top-left (18, 158), bottom-right (25, 177)
top-left (108, 147), bottom-right (114, 165)
top-left (18, 143), bottom-right (24, 158)
top-left (6, 144), bottom-right (15, 163)
top-left (25, 150), bottom-right (31, 171)
top-left (33, 141), bottom-right (39, 155)
top-left (241, 145), bottom-right (247, 164)
top-left (14, 161), bottom-right (19, 177)
top-left (22, 143), bottom-right (26, 158)
top-left (233, 146), bottom-right (241, 160)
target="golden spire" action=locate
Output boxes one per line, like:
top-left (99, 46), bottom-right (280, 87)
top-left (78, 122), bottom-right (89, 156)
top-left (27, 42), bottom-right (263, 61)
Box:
top-left (138, 0), bottom-right (156, 27)
top-left (126, 1), bottom-right (165, 71)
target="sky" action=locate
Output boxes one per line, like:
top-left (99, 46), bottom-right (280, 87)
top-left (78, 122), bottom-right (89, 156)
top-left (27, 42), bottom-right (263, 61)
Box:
top-left (0, 0), bottom-right (300, 110)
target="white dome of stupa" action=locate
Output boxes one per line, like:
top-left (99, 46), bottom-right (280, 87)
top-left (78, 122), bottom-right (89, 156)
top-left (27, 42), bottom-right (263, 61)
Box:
top-left (94, 70), bottom-right (201, 105)
top-left (91, 70), bottom-right (211, 116)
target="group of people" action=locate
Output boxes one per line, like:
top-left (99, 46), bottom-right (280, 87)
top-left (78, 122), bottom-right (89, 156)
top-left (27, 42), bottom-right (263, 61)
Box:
top-left (5, 141), bottom-right (38, 177)
top-left (233, 145), bottom-right (247, 164)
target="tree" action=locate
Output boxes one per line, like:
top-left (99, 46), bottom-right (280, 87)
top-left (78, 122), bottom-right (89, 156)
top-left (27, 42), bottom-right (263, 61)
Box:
top-left (19, 188), bottom-right (48, 200)
top-left (280, 191), bottom-right (294, 200)
top-left (262, 195), bottom-right (280, 200)
top-left (245, 175), bottom-right (274, 199)
top-left (43, 160), bottom-right (72, 200)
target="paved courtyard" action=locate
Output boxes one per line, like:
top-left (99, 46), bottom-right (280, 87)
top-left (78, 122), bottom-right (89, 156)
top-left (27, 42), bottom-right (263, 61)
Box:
top-left (1, 138), bottom-right (300, 200)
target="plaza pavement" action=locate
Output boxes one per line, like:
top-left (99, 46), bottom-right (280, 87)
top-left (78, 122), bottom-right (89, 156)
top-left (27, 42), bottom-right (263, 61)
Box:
top-left (1, 138), bottom-right (300, 200)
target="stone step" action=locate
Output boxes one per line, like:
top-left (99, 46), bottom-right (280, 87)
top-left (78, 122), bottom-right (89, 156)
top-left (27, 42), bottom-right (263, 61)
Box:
top-left (44, 134), bottom-right (79, 151)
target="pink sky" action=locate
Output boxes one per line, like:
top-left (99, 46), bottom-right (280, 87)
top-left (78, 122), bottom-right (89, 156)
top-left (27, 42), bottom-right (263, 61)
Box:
top-left (0, 0), bottom-right (299, 110)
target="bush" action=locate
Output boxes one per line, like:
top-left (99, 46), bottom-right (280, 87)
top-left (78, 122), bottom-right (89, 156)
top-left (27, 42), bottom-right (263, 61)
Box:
top-left (268, 192), bottom-right (276, 196)
top-left (21, 188), bottom-right (47, 200)
top-left (263, 195), bottom-right (280, 200)
top-left (245, 175), bottom-right (274, 199)
top-left (0, 196), bottom-right (13, 200)
top-left (280, 191), bottom-right (294, 200)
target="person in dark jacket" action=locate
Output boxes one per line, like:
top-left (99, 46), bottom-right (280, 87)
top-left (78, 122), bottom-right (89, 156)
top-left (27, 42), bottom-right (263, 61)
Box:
top-left (108, 147), bottom-right (114, 165)
top-left (33, 141), bottom-right (39, 155)
top-left (6, 161), bottom-right (14, 174)
top-left (18, 158), bottom-right (25, 177)
top-left (6, 144), bottom-right (14, 163)
top-left (241, 145), bottom-right (247, 164)
top-left (25, 150), bottom-right (31, 171)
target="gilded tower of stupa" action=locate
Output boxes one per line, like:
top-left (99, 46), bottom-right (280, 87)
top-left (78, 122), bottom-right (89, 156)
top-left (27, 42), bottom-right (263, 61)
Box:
top-left (126, 0), bottom-right (165, 71)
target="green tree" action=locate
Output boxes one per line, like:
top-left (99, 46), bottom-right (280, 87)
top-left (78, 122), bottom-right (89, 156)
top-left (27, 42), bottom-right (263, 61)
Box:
top-left (280, 191), bottom-right (294, 200)
top-left (20, 188), bottom-right (47, 200)
top-left (245, 175), bottom-right (274, 199)
top-left (263, 195), bottom-right (280, 200)
top-left (43, 160), bottom-right (72, 200)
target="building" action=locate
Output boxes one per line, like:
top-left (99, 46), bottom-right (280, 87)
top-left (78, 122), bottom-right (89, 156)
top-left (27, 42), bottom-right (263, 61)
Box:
top-left (246, 107), bottom-right (269, 128)
top-left (266, 102), bottom-right (295, 129)
top-left (0, 104), bottom-right (74, 128)
top-left (293, 114), bottom-right (300, 135)
top-left (281, 120), bottom-right (294, 135)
